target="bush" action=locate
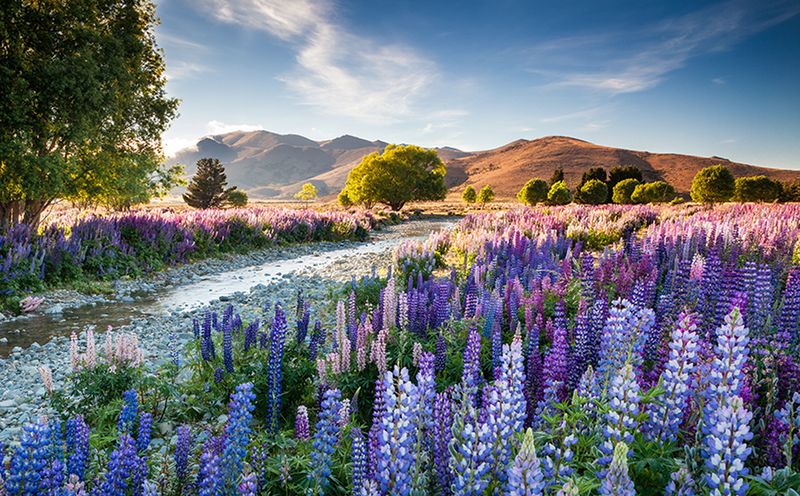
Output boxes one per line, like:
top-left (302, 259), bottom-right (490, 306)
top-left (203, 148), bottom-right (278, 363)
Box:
top-left (690, 165), bottom-right (735, 203)
top-left (576, 179), bottom-right (608, 205)
top-left (547, 180), bottom-right (572, 205)
top-left (462, 185), bottom-right (477, 204)
top-left (612, 178), bottom-right (641, 204)
top-left (227, 189), bottom-right (248, 207)
top-left (734, 176), bottom-right (782, 202)
top-left (631, 181), bottom-right (676, 204)
top-left (477, 185), bottom-right (495, 205)
top-left (517, 178), bottom-right (549, 205)
top-left (338, 190), bottom-right (353, 207)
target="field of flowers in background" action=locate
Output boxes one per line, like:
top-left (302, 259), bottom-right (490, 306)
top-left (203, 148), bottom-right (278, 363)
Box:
top-left (2, 203), bottom-right (800, 495)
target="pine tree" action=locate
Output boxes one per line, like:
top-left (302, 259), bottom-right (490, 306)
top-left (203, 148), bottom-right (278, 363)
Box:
top-left (183, 158), bottom-right (235, 209)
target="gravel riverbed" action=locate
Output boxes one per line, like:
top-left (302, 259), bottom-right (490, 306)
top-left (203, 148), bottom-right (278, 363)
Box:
top-left (0, 218), bottom-right (454, 443)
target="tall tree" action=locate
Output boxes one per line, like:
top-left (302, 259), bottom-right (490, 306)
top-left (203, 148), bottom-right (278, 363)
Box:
top-left (691, 165), bottom-right (735, 203)
top-left (183, 158), bottom-right (235, 209)
top-left (550, 167), bottom-right (565, 187)
top-left (0, 0), bottom-right (179, 228)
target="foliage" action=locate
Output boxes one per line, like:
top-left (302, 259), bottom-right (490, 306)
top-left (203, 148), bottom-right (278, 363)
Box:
top-left (631, 181), bottom-right (676, 204)
top-left (183, 158), bottom-right (237, 209)
top-left (462, 185), bottom-right (477, 204)
top-left (735, 176), bottom-right (782, 203)
top-left (340, 144), bottom-right (447, 210)
top-left (608, 166), bottom-right (644, 202)
top-left (550, 167), bottom-right (565, 186)
top-left (578, 167), bottom-right (607, 188)
top-left (227, 189), bottom-right (249, 207)
top-left (612, 178), bottom-right (642, 204)
top-left (576, 179), bottom-right (608, 205)
top-left (295, 183), bottom-right (318, 202)
top-left (337, 190), bottom-right (353, 207)
top-left (548, 180), bottom-right (572, 205)
top-left (690, 165), bottom-right (735, 203)
top-left (0, 0), bottom-right (178, 229)
top-left (517, 178), bottom-right (549, 205)
top-left (477, 185), bottom-right (495, 205)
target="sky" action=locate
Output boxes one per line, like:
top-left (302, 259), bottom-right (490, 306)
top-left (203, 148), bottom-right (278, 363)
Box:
top-left (156, 0), bottom-right (800, 169)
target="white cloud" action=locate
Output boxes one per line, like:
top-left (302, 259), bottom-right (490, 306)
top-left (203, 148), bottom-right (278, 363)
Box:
top-left (712, 77), bottom-right (726, 85)
top-left (206, 120), bottom-right (264, 135)
top-left (526, 0), bottom-right (799, 94)
top-left (198, 0), bottom-right (437, 123)
top-left (165, 61), bottom-right (211, 81)
top-left (163, 136), bottom-right (198, 157)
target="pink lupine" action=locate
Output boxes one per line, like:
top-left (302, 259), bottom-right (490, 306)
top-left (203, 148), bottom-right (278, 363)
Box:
top-left (85, 327), bottom-right (96, 369)
top-left (356, 320), bottom-right (369, 371)
top-left (412, 342), bottom-right (423, 367)
top-left (70, 332), bottom-right (79, 371)
top-left (38, 366), bottom-right (53, 394)
top-left (371, 329), bottom-right (388, 373)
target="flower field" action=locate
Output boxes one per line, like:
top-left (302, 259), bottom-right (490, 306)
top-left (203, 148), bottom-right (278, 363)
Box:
top-left (3, 203), bottom-right (800, 495)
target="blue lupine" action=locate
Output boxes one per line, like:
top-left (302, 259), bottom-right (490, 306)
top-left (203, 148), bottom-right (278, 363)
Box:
top-left (368, 378), bottom-right (387, 478)
top-left (214, 367), bottom-right (223, 384)
top-left (449, 386), bottom-right (491, 495)
top-left (665, 467), bottom-right (697, 496)
top-left (598, 364), bottom-right (640, 476)
top-left (598, 299), bottom-right (643, 390)
top-left (243, 319), bottom-right (259, 352)
top-left (201, 312), bottom-right (215, 361)
top-left (703, 395), bottom-right (753, 496)
top-left (222, 383), bottom-right (256, 491)
top-left (118, 389), bottom-right (139, 435)
top-left (6, 419), bottom-right (51, 495)
top-left (309, 320), bottom-right (324, 361)
top-left (174, 425), bottom-right (192, 485)
top-left (309, 388), bottom-right (342, 495)
top-left (136, 412), bottom-right (153, 453)
top-left (66, 415), bottom-right (90, 480)
top-left (541, 421), bottom-right (577, 485)
top-left (543, 320), bottom-right (568, 399)
top-left (598, 442), bottom-right (635, 496)
top-left (376, 366), bottom-right (418, 495)
top-left (435, 331), bottom-right (446, 374)
top-left (96, 434), bottom-right (147, 496)
top-left (266, 303), bottom-right (288, 434)
top-left (462, 326), bottom-right (482, 394)
top-left (198, 442), bottom-right (223, 496)
top-left (351, 428), bottom-right (367, 496)
top-left (223, 320), bottom-right (234, 373)
top-left (507, 428), bottom-right (544, 496)
top-left (142, 480), bottom-right (159, 496)
top-left (704, 308), bottom-right (750, 433)
top-left (238, 467), bottom-right (257, 496)
top-left (645, 312), bottom-right (700, 442)
top-left (433, 391), bottom-right (454, 495)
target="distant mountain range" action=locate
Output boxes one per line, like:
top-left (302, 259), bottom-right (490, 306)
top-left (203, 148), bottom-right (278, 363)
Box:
top-left (169, 130), bottom-right (800, 198)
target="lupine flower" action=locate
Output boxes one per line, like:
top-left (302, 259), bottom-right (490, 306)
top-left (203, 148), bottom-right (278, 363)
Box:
top-left (201, 312), bottom-right (215, 361)
top-left (238, 465), bottom-right (258, 496)
top-left (198, 441), bottom-right (223, 496)
top-left (214, 367), bottom-right (223, 383)
top-left (449, 386), bottom-right (491, 495)
top-left (137, 412), bottom-right (153, 453)
top-left (433, 390), bottom-right (454, 495)
top-left (543, 321), bottom-right (568, 399)
top-left (704, 308), bottom-right (750, 432)
top-left (556, 479), bottom-right (580, 496)
top-left (351, 428), bottom-right (367, 496)
top-left (376, 366), bottom-right (418, 495)
top-left (599, 442), bottom-right (635, 496)
top-left (703, 395), bottom-right (753, 496)
top-left (118, 389), bottom-right (139, 435)
top-left (222, 383), bottom-right (256, 491)
top-left (266, 303), bottom-right (288, 434)
top-left (309, 388), bottom-right (342, 495)
top-left (223, 320), bottom-right (233, 373)
top-left (665, 466), bottom-right (696, 496)
top-left (66, 415), bottom-right (90, 480)
top-left (598, 364), bottom-right (640, 476)
top-left (97, 433), bottom-right (147, 495)
top-left (598, 299), bottom-right (645, 390)
top-left (37, 366), bottom-right (53, 395)
top-left (541, 421), bottom-right (577, 486)
top-left (339, 399), bottom-right (351, 429)
top-left (507, 428), bottom-right (544, 496)
top-left (645, 312), bottom-right (699, 442)
top-left (462, 326), bottom-right (482, 393)
top-left (295, 406), bottom-right (310, 441)
top-left (174, 425), bottom-right (192, 485)
top-left (6, 419), bottom-right (52, 495)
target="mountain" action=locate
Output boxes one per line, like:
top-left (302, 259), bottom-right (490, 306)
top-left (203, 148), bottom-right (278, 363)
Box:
top-left (169, 131), bottom-right (799, 199)
top-left (444, 136), bottom-right (800, 197)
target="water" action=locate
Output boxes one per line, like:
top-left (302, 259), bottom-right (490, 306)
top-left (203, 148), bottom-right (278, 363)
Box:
top-left (0, 217), bottom-right (455, 355)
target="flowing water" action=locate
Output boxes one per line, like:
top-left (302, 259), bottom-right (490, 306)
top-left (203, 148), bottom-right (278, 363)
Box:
top-left (0, 218), bottom-right (455, 355)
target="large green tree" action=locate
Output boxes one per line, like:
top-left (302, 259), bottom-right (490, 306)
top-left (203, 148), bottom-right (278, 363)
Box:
top-left (631, 181), bottom-right (676, 204)
top-left (576, 179), bottom-right (608, 205)
top-left (183, 158), bottom-right (236, 209)
top-left (607, 166), bottom-right (643, 202)
top-left (734, 176), bottom-right (782, 203)
top-left (690, 165), bottom-right (735, 203)
top-left (0, 0), bottom-right (179, 228)
top-left (517, 178), bottom-right (549, 205)
top-left (340, 144), bottom-right (447, 211)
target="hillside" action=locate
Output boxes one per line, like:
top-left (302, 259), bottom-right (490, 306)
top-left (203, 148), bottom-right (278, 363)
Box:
top-left (444, 136), bottom-right (800, 196)
top-left (169, 131), bottom-right (800, 199)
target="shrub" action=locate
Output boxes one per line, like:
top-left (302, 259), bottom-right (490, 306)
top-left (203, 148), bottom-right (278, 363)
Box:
top-left (734, 176), bottom-right (782, 202)
top-left (612, 178), bottom-right (641, 204)
top-left (547, 180), bottom-right (572, 205)
top-left (294, 183), bottom-right (318, 202)
top-left (690, 165), bottom-right (735, 203)
top-left (631, 181), bottom-right (676, 204)
top-left (338, 190), bottom-right (353, 207)
top-left (462, 185), bottom-right (477, 204)
top-left (227, 190), bottom-right (248, 207)
top-left (550, 167), bottom-right (564, 186)
top-left (477, 185), bottom-right (495, 205)
top-left (576, 179), bottom-right (608, 205)
top-left (516, 178), bottom-right (549, 205)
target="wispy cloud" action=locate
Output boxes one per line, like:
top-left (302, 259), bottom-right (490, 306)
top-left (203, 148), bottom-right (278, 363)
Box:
top-left (198, 0), bottom-right (437, 123)
top-left (526, 0), bottom-right (799, 94)
top-left (165, 61), bottom-right (212, 81)
top-left (712, 77), bottom-right (727, 85)
top-left (206, 120), bottom-right (264, 135)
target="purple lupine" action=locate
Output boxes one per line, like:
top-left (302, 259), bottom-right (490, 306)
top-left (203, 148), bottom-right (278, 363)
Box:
top-left (665, 466), bottom-right (697, 496)
top-left (598, 364), bottom-right (640, 476)
top-left (297, 298), bottom-right (310, 346)
top-left (214, 367), bottom-right (224, 384)
top-left (703, 395), bottom-right (753, 496)
top-left (222, 383), bottom-right (256, 491)
top-left (542, 320), bottom-right (568, 400)
top-left (779, 267), bottom-right (800, 340)
top-left (309, 388), bottom-right (342, 495)
top-left (526, 320), bottom-right (543, 421)
top-left (645, 312), bottom-right (700, 442)
top-left (416, 352), bottom-right (437, 436)
top-left (174, 425), bottom-right (192, 486)
top-left (351, 428), bottom-right (367, 496)
top-left (433, 391), bottom-right (454, 495)
top-left (198, 440), bottom-right (223, 496)
top-left (66, 415), bottom-right (90, 480)
top-left (295, 406), bottom-right (310, 441)
top-left (462, 326), bottom-right (482, 394)
top-left (704, 307), bottom-right (750, 432)
top-left (435, 332), bottom-right (446, 374)
top-left (449, 386), bottom-right (491, 495)
top-left (223, 320), bottom-right (234, 373)
top-left (506, 428), bottom-right (544, 496)
top-left (243, 319), bottom-right (259, 352)
top-left (376, 366), bottom-right (418, 495)
top-left (201, 312), bottom-right (215, 361)
top-left (368, 377), bottom-right (387, 478)
top-left (238, 467), bottom-right (257, 496)
top-left (97, 434), bottom-right (148, 495)
top-left (570, 304), bottom-right (593, 389)
top-left (599, 442), bottom-right (635, 496)
top-left (266, 303), bottom-right (288, 434)
top-left (309, 320), bottom-right (325, 361)
top-left (136, 412), bottom-right (153, 453)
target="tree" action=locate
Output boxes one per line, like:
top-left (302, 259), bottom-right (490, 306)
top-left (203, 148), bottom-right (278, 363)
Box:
top-left (734, 176), bottom-right (781, 202)
top-left (550, 167), bottom-right (565, 186)
top-left (477, 186), bottom-right (495, 205)
top-left (340, 144), bottom-right (447, 210)
top-left (294, 183), bottom-right (318, 202)
top-left (338, 190), bottom-right (354, 207)
top-left (631, 181), bottom-right (676, 204)
top-left (576, 179), bottom-right (608, 205)
top-left (578, 167), bottom-right (607, 188)
top-left (227, 190), bottom-right (248, 207)
top-left (517, 178), bottom-right (549, 205)
top-left (780, 179), bottom-right (800, 202)
top-left (183, 158), bottom-right (236, 209)
top-left (607, 166), bottom-right (643, 202)
top-left (547, 181), bottom-right (572, 205)
top-left (612, 178), bottom-right (642, 204)
top-left (462, 185), bottom-right (477, 204)
top-left (690, 165), bottom-right (735, 203)
top-left (0, 0), bottom-right (178, 229)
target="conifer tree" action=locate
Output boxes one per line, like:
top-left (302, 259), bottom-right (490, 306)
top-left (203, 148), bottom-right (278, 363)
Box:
top-left (183, 158), bottom-right (235, 209)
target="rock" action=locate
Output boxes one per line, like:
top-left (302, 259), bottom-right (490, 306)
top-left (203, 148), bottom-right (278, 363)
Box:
top-left (0, 337), bottom-right (8, 345)
top-left (0, 399), bottom-right (17, 410)
top-left (44, 304), bottom-right (65, 315)
top-left (215, 414), bottom-right (228, 425)
top-left (0, 312), bottom-right (6, 321)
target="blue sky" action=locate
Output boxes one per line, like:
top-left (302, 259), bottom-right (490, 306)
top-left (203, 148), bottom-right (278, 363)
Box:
top-left (156, 0), bottom-right (800, 169)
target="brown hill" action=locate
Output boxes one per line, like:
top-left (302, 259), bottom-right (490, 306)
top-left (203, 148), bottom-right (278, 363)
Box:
top-left (445, 136), bottom-right (800, 196)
